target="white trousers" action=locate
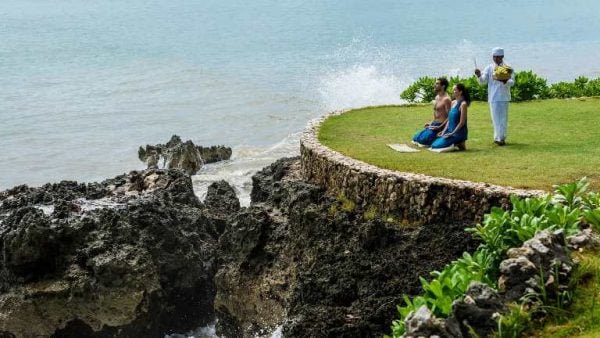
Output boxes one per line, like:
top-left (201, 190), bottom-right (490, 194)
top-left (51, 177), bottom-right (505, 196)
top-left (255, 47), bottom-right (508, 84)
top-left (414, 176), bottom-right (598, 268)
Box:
top-left (490, 101), bottom-right (509, 141)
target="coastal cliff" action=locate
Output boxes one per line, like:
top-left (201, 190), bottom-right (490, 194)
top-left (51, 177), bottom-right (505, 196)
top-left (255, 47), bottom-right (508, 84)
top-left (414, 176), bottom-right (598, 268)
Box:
top-left (0, 158), bottom-right (482, 337)
top-left (0, 170), bottom-right (220, 337)
top-left (214, 157), bottom-right (480, 337)
top-left (0, 148), bottom-right (546, 337)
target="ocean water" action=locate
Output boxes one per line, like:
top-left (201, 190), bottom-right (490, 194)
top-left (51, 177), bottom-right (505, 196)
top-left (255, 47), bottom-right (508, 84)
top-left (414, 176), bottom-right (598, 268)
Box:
top-left (2, 0), bottom-right (600, 202)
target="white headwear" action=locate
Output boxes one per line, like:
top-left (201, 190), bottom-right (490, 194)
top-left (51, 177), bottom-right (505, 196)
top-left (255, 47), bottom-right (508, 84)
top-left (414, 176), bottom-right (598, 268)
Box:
top-left (492, 47), bottom-right (504, 56)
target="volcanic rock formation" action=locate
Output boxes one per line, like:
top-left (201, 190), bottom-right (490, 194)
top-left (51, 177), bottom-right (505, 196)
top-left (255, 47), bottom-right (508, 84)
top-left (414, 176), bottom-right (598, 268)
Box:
top-left (138, 135), bottom-right (232, 175)
top-left (0, 169), bottom-right (226, 337)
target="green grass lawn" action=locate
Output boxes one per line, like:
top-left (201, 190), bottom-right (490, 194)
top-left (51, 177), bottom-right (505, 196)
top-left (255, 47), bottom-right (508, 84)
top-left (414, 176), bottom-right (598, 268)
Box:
top-left (318, 98), bottom-right (600, 191)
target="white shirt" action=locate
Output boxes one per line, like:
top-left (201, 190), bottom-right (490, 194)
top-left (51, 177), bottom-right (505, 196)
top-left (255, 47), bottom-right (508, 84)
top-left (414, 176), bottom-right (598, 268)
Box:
top-left (478, 62), bottom-right (515, 102)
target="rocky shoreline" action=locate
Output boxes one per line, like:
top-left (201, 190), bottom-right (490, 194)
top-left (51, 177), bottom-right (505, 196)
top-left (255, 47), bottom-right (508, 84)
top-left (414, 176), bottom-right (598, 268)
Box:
top-left (0, 155), bottom-right (483, 337)
top-left (0, 169), bottom-right (218, 336)
top-left (3, 131), bottom-right (590, 338)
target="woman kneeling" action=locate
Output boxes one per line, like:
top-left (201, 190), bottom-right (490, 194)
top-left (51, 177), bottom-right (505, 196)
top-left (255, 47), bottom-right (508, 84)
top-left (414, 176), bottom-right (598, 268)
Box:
top-left (431, 83), bottom-right (470, 151)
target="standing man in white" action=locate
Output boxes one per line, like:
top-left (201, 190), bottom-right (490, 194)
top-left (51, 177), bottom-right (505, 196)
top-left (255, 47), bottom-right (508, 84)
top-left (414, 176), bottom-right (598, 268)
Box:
top-left (474, 47), bottom-right (515, 146)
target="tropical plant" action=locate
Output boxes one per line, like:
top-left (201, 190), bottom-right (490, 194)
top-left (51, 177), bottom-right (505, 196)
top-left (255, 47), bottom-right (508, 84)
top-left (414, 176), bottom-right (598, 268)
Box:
top-left (400, 76), bottom-right (437, 103)
top-left (553, 178), bottom-right (588, 209)
top-left (584, 77), bottom-right (600, 97)
top-left (495, 303), bottom-right (532, 338)
top-left (512, 70), bottom-right (549, 101)
top-left (549, 81), bottom-right (581, 98)
top-left (400, 71), bottom-right (600, 104)
top-left (584, 209), bottom-right (600, 231)
top-left (391, 179), bottom-right (597, 338)
top-left (448, 75), bottom-right (488, 101)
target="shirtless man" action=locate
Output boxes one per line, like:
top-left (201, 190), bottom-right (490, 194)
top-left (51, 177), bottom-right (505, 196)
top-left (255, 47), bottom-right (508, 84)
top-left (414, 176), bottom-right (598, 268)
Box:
top-left (412, 77), bottom-right (451, 147)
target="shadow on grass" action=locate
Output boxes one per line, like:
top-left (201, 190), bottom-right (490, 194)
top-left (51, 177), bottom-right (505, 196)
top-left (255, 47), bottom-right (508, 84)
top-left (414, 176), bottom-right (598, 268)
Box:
top-left (425, 142), bottom-right (530, 154)
top-left (501, 142), bottom-right (528, 149)
top-left (472, 142), bottom-right (530, 151)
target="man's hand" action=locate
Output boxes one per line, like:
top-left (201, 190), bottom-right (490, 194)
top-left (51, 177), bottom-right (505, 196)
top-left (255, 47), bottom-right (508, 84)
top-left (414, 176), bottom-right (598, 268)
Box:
top-left (474, 69), bottom-right (481, 77)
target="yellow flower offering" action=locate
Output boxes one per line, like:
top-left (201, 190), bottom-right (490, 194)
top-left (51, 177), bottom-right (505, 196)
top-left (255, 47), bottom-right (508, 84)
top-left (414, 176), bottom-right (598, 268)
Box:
top-left (494, 65), bottom-right (513, 81)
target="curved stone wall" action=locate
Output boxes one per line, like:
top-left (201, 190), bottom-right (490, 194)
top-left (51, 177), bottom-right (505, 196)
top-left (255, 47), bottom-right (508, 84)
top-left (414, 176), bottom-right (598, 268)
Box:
top-left (299, 110), bottom-right (546, 226)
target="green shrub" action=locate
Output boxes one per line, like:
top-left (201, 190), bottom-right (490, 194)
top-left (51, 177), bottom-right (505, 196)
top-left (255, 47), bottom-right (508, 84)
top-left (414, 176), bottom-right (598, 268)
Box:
top-left (400, 71), bottom-right (600, 104)
top-left (448, 75), bottom-right (488, 102)
top-left (512, 70), bottom-right (549, 101)
top-left (391, 179), bottom-right (594, 338)
top-left (400, 76), bottom-right (437, 103)
top-left (548, 76), bottom-right (600, 98)
top-left (584, 77), bottom-right (600, 96)
top-left (391, 251), bottom-right (494, 335)
top-left (549, 81), bottom-right (582, 98)
top-left (495, 303), bottom-right (532, 338)
top-left (465, 76), bottom-right (488, 101)
top-left (399, 75), bottom-right (488, 103)
top-left (574, 76), bottom-right (589, 92)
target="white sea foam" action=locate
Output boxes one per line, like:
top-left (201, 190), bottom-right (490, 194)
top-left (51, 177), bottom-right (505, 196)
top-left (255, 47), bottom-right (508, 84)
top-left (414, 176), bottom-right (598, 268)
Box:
top-left (32, 198), bottom-right (125, 216)
top-left (34, 205), bottom-right (55, 216)
top-left (192, 132), bottom-right (301, 207)
top-left (165, 323), bottom-right (282, 338)
top-left (318, 65), bottom-right (408, 111)
top-left (165, 323), bottom-right (218, 338)
top-left (74, 198), bottom-right (125, 212)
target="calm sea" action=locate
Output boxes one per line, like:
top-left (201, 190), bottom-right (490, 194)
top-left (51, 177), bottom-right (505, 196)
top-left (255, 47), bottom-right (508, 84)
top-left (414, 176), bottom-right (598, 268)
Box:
top-left (2, 0), bottom-right (600, 203)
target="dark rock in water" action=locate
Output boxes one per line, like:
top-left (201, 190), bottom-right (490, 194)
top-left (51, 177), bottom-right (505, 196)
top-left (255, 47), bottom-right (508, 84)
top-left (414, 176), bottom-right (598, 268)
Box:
top-left (215, 157), bottom-right (480, 338)
top-left (138, 135), bottom-right (232, 175)
top-left (0, 169), bottom-right (237, 337)
top-left (197, 145), bottom-right (233, 164)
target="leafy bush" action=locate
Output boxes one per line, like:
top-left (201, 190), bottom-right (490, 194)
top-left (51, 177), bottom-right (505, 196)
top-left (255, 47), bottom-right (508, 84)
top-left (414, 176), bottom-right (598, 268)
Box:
top-left (400, 75), bottom-right (488, 103)
top-left (391, 249), bottom-right (496, 335)
top-left (496, 303), bottom-right (532, 338)
top-left (391, 179), bottom-right (596, 337)
top-left (512, 70), bottom-right (549, 101)
top-left (574, 76), bottom-right (589, 92)
top-left (549, 76), bottom-right (591, 99)
top-left (400, 71), bottom-right (600, 103)
top-left (400, 76), bottom-right (437, 103)
top-left (549, 81), bottom-right (582, 98)
top-left (448, 75), bottom-right (488, 102)
top-left (584, 77), bottom-right (600, 97)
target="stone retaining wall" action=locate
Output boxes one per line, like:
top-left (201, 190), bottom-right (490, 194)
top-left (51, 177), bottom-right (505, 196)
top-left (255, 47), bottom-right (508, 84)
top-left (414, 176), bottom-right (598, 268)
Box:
top-left (299, 110), bottom-right (546, 226)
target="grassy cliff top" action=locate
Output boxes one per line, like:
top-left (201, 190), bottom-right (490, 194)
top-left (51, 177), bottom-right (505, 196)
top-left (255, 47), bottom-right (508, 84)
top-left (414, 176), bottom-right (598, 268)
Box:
top-left (318, 98), bottom-right (600, 191)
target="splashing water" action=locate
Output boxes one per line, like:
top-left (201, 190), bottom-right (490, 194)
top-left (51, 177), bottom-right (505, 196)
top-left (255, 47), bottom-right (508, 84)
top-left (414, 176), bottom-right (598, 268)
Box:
top-left (166, 323), bottom-right (283, 338)
top-left (318, 65), bottom-right (409, 110)
top-left (192, 132), bottom-right (301, 206)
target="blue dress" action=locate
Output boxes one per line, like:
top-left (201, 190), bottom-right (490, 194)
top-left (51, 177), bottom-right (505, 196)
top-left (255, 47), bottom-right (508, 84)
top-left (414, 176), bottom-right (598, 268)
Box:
top-left (431, 100), bottom-right (468, 149)
top-left (413, 121), bottom-right (443, 146)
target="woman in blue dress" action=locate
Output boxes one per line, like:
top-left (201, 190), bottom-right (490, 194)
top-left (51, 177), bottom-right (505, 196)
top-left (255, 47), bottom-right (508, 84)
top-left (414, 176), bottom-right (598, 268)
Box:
top-left (431, 83), bottom-right (470, 151)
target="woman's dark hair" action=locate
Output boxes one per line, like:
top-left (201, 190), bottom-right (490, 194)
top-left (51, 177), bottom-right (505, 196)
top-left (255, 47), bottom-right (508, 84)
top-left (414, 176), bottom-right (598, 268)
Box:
top-left (456, 83), bottom-right (471, 106)
top-left (437, 77), bottom-right (449, 91)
